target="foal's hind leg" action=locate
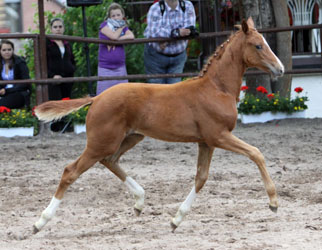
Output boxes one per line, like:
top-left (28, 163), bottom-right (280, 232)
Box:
top-left (171, 143), bottom-right (214, 232)
top-left (100, 133), bottom-right (145, 215)
top-left (33, 150), bottom-right (99, 233)
top-left (214, 132), bottom-right (278, 211)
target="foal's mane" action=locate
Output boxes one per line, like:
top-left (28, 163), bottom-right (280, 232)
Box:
top-left (197, 30), bottom-right (242, 78)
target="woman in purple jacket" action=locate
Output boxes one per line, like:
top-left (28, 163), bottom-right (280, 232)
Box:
top-left (96, 2), bottom-right (134, 95)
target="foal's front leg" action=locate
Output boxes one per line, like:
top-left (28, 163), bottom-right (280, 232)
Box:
top-left (214, 132), bottom-right (278, 211)
top-left (171, 143), bottom-right (214, 232)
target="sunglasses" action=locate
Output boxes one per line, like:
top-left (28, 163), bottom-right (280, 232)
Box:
top-left (53, 25), bottom-right (63, 29)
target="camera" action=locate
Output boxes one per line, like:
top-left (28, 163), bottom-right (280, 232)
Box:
top-left (186, 26), bottom-right (199, 38)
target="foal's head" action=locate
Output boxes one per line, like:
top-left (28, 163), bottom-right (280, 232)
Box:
top-left (240, 17), bottom-right (284, 79)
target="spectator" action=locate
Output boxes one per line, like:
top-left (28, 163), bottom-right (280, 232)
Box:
top-left (144, 0), bottom-right (196, 84)
top-left (0, 39), bottom-right (31, 109)
top-left (47, 18), bottom-right (76, 132)
top-left (96, 2), bottom-right (135, 95)
top-left (47, 17), bottom-right (75, 101)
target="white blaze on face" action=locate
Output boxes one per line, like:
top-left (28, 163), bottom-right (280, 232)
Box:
top-left (261, 35), bottom-right (284, 73)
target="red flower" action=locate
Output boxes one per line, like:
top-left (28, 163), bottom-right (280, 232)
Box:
top-left (267, 93), bottom-right (275, 99)
top-left (32, 106), bottom-right (36, 116)
top-left (294, 87), bottom-right (303, 93)
top-left (240, 86), bottom-right (249, 91)
top-left (256, 86), bottom-right (268, 94)
top-left (62, 97), bottom-right (70, 101)
top-left (0, 106), bottom-right (11, 113)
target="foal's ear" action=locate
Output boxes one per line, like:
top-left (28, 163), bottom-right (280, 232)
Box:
top-left (246, 17), bottom-right (255, 29)
top-left (234, 24), bottom-right (241, 30)
top-left (241, 19), bottom-right (249, 34)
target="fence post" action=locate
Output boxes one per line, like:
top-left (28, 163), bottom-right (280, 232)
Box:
top-left (34, 37), bottom-right (43, 105)
top-left (36, 0), bottom-right (50, 135)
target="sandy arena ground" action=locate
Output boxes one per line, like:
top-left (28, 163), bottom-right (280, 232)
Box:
top-left (1, 118), bottom-right (322, 249)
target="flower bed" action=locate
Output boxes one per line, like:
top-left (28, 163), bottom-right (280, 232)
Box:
top-left (238, 86), bottom-right (308, 118)
top-left (0, 106), bottom-right (36, 137)
top-left (66, 105), bottom-right (89, 134)
top-left (68, 105), bottom-right (89, 125)
top-left (0, 107), bottom-right (36, 128)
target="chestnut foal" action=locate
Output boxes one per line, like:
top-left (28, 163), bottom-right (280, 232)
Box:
top-left (34, 17), bottom-right (284, 233)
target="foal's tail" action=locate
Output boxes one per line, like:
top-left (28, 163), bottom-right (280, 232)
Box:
top-left (35, 97), bottom-right (94, 122)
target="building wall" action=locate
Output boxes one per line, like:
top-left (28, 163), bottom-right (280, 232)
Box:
top-left (22, 0), bottom-right (65, 33)
top-left (291, 74), bottom-right (322, 118)
top-left (0, 0), bottom-right (5, 31)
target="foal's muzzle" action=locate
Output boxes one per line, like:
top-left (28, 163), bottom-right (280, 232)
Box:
top-left (268, 62), bottom-right (284, 80)
top-left (273, 67), bottom-right (284, 77)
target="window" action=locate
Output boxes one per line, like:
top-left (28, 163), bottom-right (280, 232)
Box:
top-left (4, 0), bottom-right (21, 33)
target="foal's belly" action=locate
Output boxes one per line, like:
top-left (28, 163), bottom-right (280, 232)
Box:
top-left (136, 123), bottom-right (203, 143)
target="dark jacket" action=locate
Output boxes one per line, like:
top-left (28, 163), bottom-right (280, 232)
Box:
top-left (46, 38), bottom-right (76, 78)
top-left (0, 55), bottom-right (30, 94)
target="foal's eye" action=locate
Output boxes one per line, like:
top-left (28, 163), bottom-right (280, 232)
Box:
top-left (255, 45), bottom-right (262, 50)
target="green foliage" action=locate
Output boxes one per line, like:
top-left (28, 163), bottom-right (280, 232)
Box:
top-left (20, 38), bottom-right (36, 107)
top-left (22, 1), bottom-right (201, 100)
top-left (238, 93), bottom-right (308, 115)
top-left (187, 23), bottom-right (201, 58)
top-left (67, 105), bottom-right (89, 124)
top-left (124, 16), bottom-right (147, 81)
top-left (0, 109), bottom-right (37, 128)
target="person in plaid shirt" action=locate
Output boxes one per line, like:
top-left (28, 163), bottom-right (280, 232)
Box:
top-left (144, 0), bottom-right (196, 84)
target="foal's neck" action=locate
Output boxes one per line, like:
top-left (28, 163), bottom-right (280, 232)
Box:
top-left (204, 32), bottom-right (246, 99)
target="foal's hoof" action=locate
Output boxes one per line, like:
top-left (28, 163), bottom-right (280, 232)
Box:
top-left (33, 225), bottom-right (40, 234)
top-left (269, 205), bottom-right (278, 213)
top-left (134, 208), bottom-right (142, 216)
top-left (170, 222), bottom-right (177, 233)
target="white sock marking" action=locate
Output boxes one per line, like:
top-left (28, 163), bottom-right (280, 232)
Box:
top-left (34, 196), bottom-right (61, 231)
top-left (124, 177), bottom-right (145, 210)
top-left (172, 186), bottom-right (197, 226)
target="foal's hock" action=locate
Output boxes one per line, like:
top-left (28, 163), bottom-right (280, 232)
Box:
top-left (33, 17), bottom-right (284, 233)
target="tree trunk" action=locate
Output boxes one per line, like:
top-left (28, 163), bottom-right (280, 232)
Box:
top-left (271, 0), bottom-right (293, 97)
top-left (240, 0), bottom-right (273, 96)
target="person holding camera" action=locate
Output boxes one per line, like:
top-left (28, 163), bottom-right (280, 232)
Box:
top-left (144, 0), bottom-right (196, 84)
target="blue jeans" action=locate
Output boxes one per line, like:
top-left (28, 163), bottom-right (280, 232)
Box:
top-left (144, 44), bottom-right (187, 84)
